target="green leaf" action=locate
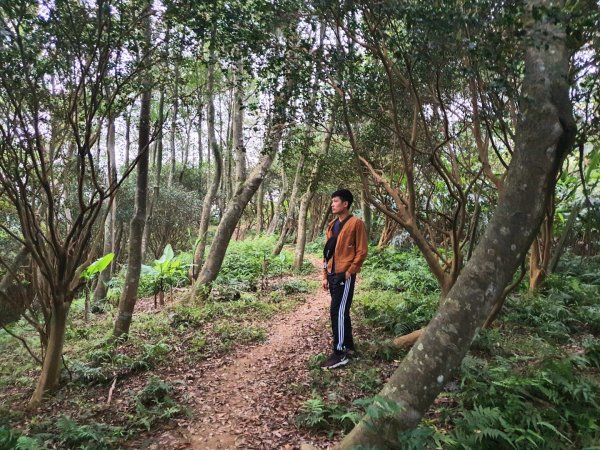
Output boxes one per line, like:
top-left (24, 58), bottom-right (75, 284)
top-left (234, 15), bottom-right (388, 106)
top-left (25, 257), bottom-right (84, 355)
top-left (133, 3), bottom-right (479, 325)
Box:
top-left (81, 253), bottom-right (114, 280)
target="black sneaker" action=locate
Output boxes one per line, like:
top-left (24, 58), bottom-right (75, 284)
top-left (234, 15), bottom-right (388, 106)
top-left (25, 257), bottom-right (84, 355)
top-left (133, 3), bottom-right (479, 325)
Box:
top-left (320, 353), bottom-right (349, 369)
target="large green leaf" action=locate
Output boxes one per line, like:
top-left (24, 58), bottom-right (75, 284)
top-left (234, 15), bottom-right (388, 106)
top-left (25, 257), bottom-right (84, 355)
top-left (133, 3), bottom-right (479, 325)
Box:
top-left (81, 253), bottom-right (114, 280)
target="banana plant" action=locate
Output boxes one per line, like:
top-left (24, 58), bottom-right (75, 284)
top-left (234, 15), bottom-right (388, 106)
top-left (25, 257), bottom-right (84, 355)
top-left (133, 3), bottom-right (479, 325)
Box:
top-left (80, 253), bottom-right (114, 322)
top-left (142, 244), bottom-right (185, 308)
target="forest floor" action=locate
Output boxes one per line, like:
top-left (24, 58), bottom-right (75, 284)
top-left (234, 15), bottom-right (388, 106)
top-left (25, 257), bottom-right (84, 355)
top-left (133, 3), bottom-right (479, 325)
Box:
top-left (1, 249), bottom-right (390, 450)
top-left (132, 255), bottom-right (342, 449)
top-left (2, 245), bottom-right (598, 450)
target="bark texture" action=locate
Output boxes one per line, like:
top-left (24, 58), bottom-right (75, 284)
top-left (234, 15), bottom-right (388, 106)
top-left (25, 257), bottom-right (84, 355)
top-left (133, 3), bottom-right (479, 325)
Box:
top-left (30, 300), bottom-right (69, 405)
top-left (337, 2), bottom-right (576, 446)
top-left (113, 9), bottom-right (152, 338)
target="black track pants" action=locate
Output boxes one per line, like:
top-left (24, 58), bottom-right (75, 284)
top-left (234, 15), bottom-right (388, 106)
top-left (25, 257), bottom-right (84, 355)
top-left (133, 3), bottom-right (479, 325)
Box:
top-left (328, 273), bottom-right (356, 354)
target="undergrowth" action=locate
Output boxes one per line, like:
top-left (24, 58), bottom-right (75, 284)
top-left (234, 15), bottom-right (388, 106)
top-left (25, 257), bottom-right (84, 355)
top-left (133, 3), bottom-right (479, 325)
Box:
top-left (300, 248), bottom-right (600, 449)
top-left (0, 236), bottom-right (316, 448)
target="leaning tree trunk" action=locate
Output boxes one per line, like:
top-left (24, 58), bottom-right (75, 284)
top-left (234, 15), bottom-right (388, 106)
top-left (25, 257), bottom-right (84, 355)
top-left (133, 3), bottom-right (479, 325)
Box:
top-left (191, 51), bottom-right (222, 280)
top-left (336, 2), bottom-right (576, 446)
top-left (194, 81), bottom-right (292, 291)
top-left (195, 147), bottom-right (281, 289)
top-left (113, 10), bottom-right (152, 339)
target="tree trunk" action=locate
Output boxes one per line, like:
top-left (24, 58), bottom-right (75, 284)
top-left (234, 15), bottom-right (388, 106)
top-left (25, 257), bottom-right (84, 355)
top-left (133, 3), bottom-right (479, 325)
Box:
top-left (29, 300), bottom-right (69, 407)
top-left (194, 81), bottom-right (292, 290)
top-left (168, 48), bottom-right (180, 188)
top-left (313, 199), bottom-right (331, 240)
top-left (529, 194), bottom-right (555, 291)
top-left (191, 50), bottom-right (222, 280)
top-left (256, 182), bottom-right (264, 235)
top-left (377, 215), bottom-right (399, 249)
top-left (94, 115), bottom-right (117, 303)
top-left (362, 190), bottom-right (372, 242)
top-left (113, 8), bottom-right (152, 338)
top-left (267, 165), bottom-right (288, 234)
top-left (195, 139), bottom-right (283, 289)
top-left (549, 201), bottom-right (582, 273)
top-left (293, 118), bottom-right (334, 270)
top-left (143, 87), bottom-right (165, 261)
top-left (232, 58), bottom-right (246, 189)
top-left (125, 109), bottom-right (131, 167)
top-left (272, 153), bottom-right (305, 255)
top-left (336, 2), bottom-right (576, 445)
top-left (0, 246), bottom-right (31, 328)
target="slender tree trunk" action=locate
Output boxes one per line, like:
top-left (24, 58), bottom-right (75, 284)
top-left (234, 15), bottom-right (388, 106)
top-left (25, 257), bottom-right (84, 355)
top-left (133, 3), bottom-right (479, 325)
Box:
top-left (256, 182), bottom-right (264, 235)
top-left (267, 165), bottom-right (288, 234)
top-left (293, 118), bottom-right (334, 270)
top-left (314, 199), bottom-right (331, 240)
top-left (94, 115), bottom-right (117, 303)
top-left (112, 223), bottom-right (124, 269)
top-left (336, 3), bottom-right (576, 445)
top-left (196, 58), bottom-right (204, 194)
top-left (191, 51), bottom-right (222, 279)
top-left (549, 201), bottom-right (582, 273)
top-left (169, 49), bottom-right (180, 188)
top-left (378, 215), bottom-right (399, 249)
top-left (272, 153), bottom-right (305, 255)
top-left (143, 88), bottom-right (164, 260)
top-left (125, 109), bottom-right (131, 167)
top-left (180, 121), bottom-right (191, 181)
top-left (0, 246), bottom-right (31, 328)
top-left (232, 58), bottom-right (246, 189)
top-left (529, 194), bottom-right (555, 291)
top-left (113, 8), bottom-right (152, 338)
top-left (362, 190), bottom-right (372, 241)
top-left (197, 119), bottom-right (203, 193)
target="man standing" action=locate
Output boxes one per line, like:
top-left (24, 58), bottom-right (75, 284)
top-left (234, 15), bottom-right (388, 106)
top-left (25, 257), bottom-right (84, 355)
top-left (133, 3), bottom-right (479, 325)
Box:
top-left (321, 189), bottom-right (368, 369)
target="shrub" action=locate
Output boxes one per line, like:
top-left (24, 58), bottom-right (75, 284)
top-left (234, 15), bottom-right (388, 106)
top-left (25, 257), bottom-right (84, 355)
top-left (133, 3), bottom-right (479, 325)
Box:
top-left (362, 247), bottom-right (439, 294)
top-left (215, 236), bottom-right (295, 290)
top-left (359, 290), bottom-right (439, 336)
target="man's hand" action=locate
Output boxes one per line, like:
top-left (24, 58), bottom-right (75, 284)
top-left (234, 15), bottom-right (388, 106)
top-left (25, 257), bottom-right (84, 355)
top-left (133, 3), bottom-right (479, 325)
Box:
top-left (345, 270), bottom-right (352, 280)
top-left (322, 277), bottom-right (328, 291)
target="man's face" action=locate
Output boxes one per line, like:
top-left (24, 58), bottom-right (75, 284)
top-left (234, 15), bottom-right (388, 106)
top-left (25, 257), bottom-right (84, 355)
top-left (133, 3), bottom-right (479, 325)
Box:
top-left (331, 196), bottom-right (348, 214)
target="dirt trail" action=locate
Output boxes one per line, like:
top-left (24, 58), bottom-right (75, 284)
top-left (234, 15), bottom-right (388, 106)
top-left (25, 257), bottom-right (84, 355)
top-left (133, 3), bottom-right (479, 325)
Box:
top-left (149, 257), bottom-right (335, 450)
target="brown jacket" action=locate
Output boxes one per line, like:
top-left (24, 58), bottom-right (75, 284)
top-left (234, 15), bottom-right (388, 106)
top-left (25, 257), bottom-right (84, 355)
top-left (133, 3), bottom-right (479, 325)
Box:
top-left (324, 215), bottom-right (368, 275)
